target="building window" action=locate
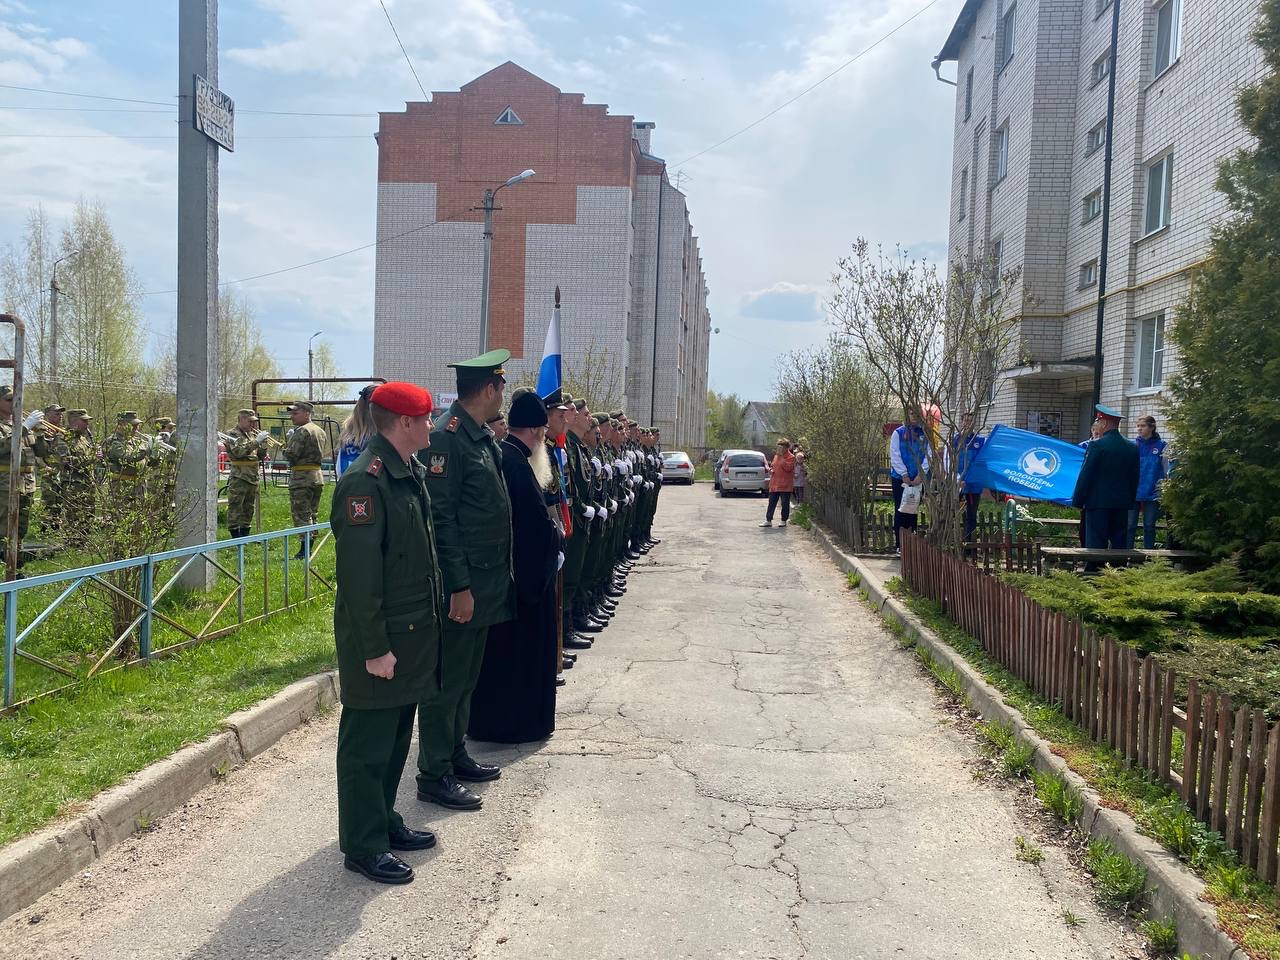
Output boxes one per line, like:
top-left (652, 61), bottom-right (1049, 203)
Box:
top-left (1082, 189), bottom-right (1103, 223)
top-left (991, 237), bottom-right (1004, 279)
top-left (1096, 0), bottom-right (1113, 16)
top-left (1154, 0), bottom-right (1182, 76)
top-left (1000, 5), bottom-right (1017, 68)
top-left (959, 167), bottom-right (969, 219)
top-left (1091, 49), bottom-right (1112, 87)
top-left (1078, 259), bottom-right (1099, 288)
top-left (1086, 119), bottom-right (1107, 155)
top-left (995, 124), bottom-right (1009, 183)
top-left (1135, 312), bottom-right (1166, 388)
top-left (1144, 152), bottom-right (1174, 234)
top-left (964, 67), bottom-right (974, 120)
top-left (494, 106), bottom-right (524, 125)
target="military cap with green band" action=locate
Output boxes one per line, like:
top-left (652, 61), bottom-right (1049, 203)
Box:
top-left (448, 348), bottom-right (510, 385)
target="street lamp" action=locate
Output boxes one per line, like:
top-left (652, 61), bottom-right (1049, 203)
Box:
top-left (308, 331), bottom-right (323, 401)
top-left (477, 169), bottom-right (535, 353)
top-left (49, 249), bottom-right (81, 393)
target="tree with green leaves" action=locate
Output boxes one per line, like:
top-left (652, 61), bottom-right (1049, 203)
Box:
top-left (1163, 0), bottom-right (1280, 588)
top-left (704, 389), bottom-right (747, 452)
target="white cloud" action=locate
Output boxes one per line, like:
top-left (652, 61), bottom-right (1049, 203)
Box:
top-left (0, 20), bottom-right (89, 84)
top-left (742, 280), bottom-right (823, 304)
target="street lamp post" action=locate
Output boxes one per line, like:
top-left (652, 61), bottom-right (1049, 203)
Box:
top-left (308, 331), bottom-right (323, 401)
top-left (477, 169), bottom-right (535, 353)
top-left (49, 249), bottom-right (81, 394)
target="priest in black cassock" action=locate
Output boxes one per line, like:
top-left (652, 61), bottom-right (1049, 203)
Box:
top-left (468, 388), bottom-right (563, 744)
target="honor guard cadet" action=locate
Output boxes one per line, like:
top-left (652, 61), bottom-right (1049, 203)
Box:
top-left (102, 411), bottom-right (149, 501)
top-left (416, 348), bottom-right (515, 811)
top-left (0, 386), bottom-right (39, 569)
top-left (225, 409), bottom-right (271, 539)
top-left (282, 400), bottom-right (327, 556)
top-left (331, 381), bottom-right (443, 885)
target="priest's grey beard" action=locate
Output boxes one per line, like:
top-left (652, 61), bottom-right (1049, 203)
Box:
top-left (528, 438), bottom-right (553, 490)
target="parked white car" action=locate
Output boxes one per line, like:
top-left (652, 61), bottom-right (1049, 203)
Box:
top-left (661, 451), bottom-right (695, 484)
top-left (716, 449), bottom-right (770, 496)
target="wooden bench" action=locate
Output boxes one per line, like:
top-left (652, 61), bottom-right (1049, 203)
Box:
top-left (1040, 546), bottom-right (1204, 571)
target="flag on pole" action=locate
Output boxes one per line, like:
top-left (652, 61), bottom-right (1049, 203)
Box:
top-left (536, 286), bottom-right (562, 397)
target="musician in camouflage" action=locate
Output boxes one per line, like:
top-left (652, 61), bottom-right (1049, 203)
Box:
top-left (225, 408), bottom-right (271, 538)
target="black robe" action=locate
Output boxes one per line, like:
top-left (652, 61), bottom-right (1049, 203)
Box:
top-left (468, 434), bottom-right (562, 744)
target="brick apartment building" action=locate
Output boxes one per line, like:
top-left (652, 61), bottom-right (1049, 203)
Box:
top-left (933, 0), bottom-right (1265, 441)
top-left (372, 62), bottom-right (711, 447)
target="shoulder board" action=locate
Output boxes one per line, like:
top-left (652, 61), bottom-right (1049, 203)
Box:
top-left (446, 416), bottom-right (460, 433)
top-left (366, 456), bottom-right (383, 476)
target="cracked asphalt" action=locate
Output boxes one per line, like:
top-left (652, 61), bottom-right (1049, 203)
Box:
top-left (2, 485), bottom-right (1133, 960)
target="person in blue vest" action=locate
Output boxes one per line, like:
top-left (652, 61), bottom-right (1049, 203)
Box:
top-left (949, 411), bottom-right (986, 541)
top-left (1128, 414), bottom-right (1168, 549)
top-left (889, 408), bottom-right (930, 550)
top-left (1070, 403), bottom-right (1138, 554)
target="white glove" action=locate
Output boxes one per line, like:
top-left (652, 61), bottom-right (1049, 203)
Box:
top-left (603, 463), bottom-right (613, 478)
top-left (646, 481), bottom-right (653, 490)
top-left (614, 459), bottom-right (625, 474)
top-left (609, 498), bottom-right (618, 512)
top-left (23, 410), bottom-right (44, 430)
top-left (590, 457), bottom-right (602, 471)
top-left (599, 506), bottom-right (609, 520)
top-left (556, 552), bottom-right (565, 571)
top-left (256, 431), bottom-right (270, 442)
top-left (582, 505), bottom-right (596, 520)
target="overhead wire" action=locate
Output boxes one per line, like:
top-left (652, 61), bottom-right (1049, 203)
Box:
top-left (377, 0), bottom-right (429, 100)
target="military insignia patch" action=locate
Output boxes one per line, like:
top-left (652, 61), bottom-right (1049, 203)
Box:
top-left (366, 456), bottom-right (383, 477)
top-left (428, 453), bottom-right (448, 476)
top-left (346, 495), bottom-right (374, 524)
top-left (445, 416), bottom-right (460, 433)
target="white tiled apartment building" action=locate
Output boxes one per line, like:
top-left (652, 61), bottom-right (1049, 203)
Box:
top-left (933, 0), bottom-right (1265, 440)
top-left (372, 64), bottom-right (711, 447)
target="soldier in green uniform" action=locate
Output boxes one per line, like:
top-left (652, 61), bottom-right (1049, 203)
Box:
top-left (225, 409), bottom-right (271, 538)
top-left (282, 400), bottom-right (327, 555)
top-left (102, 411), bottom-right (149, 502)
top-left (60, 410), bottom-right (97, 538)
top-left (31, 403), bottom-right (69, 534)
top-left (562, 396), bottom-right (599, 648)
top-left (0, 387), bottom-right (39, 569)
top-left (416, 348), bottom-right (514, 811)
top-left (331, 381), bottom-right (443, 885)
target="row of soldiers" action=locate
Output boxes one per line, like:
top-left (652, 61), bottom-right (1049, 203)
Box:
top-left (0, 387), bottom-right (177, 564)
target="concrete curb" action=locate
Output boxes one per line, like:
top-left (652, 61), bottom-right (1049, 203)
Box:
top-left (0, 670), bottom-right (338, 923)
top-left (809, 523), bottom-right (1245, 960)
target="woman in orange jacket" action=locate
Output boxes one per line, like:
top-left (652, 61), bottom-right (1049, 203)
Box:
top-left (760, 439), bottom-right (799, 527)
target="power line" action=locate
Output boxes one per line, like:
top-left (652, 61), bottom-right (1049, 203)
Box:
top-left (673, 0), bottom-right (943, 169)
top-left (378, 0), bottom-right (429, 100)
top-left (0, 83), bottom-right (172, 106)
top-left (0, 83), bottom-right (377, 117)
top-left (0, 134), bottom-right (372, 141)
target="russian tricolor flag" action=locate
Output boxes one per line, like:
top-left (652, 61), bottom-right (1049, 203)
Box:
top-left (536, 286), bottom-right (562, 397)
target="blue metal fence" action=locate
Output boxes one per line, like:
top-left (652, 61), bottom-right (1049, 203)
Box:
top-left (2, 523), bottom-right (332, 711)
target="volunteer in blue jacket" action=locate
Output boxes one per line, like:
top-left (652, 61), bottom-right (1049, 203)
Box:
top-left (889, 408), bottom-right (930, 550)
top-left (949, 411), bottom-right (986, 541)
top-left (1128, 414), bottom-right (1168, 549)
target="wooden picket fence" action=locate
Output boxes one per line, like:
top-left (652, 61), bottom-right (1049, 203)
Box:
top-left (901, 531), bottom-right (1280, 883)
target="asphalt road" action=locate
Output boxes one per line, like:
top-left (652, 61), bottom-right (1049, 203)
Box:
top-left (2, 484), bottom-right (1134, 960)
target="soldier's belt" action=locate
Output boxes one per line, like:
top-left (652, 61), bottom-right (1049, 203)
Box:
top-left (290, 464), bottom-right (322, 471)
top-left (230, 460), bottom-right (260, 467)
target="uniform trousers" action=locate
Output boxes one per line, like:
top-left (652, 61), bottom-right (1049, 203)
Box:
top-left (226, 478), bottom-right (257, 530)
top-left (416, 620), bottom-right (488, 782)
top-left (288, 475), bottom-right (323, 526)
top-left (562, 524), bottom-right (590, 610)
top-left (336, 703), bottom-right (414, 856)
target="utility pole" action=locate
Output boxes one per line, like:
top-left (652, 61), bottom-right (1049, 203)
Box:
top-left (308, 331), bottom-right (322, 402)
top-left (475, 169), bottom-right (535, 353)
top-left (176, 0), bottom-right (223, 587)
top-left (49, 249), bottom-right (80, 397)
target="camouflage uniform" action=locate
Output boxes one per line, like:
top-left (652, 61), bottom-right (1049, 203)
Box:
top-left (226, 410), bottom-right (269, 536)
top-left (0, 407), bottom-right (37, 555)
top-left (60, 412), bottom-right (98, 530)
top-left (102, 411), bottom-right (149, 502)
top-left (282, 401), bottom-right (327, 528)
top-left (31, 405), bottom-right (70, 531)
top-left (150, 417), bottom-right (178, 508)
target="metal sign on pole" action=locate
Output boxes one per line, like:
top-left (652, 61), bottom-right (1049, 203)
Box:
top-left (193, 74), bottom-right (234, 152)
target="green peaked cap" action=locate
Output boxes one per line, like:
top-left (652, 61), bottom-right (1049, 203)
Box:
top-left (448, 348), bottom-right (511, 382)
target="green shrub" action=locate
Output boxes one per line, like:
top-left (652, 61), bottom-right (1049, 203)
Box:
top-left (1002, 742), bottom-right (1035, 778)
top-left (1085, 838), bottom-right (1147, 908)
top-left (977, 720), bottom-right (1016, 755)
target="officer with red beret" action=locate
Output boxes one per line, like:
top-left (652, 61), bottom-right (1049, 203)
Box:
top-left (330, 380), bottom-right (445, 885)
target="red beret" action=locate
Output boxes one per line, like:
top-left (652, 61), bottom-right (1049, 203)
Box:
top-left (370, 381), bottom-right (433, 417)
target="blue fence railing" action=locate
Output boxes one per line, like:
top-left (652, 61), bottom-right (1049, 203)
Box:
top-left (2, 523), bottom-right (332, 710)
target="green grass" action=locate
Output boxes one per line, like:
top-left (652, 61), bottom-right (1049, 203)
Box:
top-left (1015, 835), bottom-right (1044, 864)
top-left (1140, 916), bottom-right (1179, 955)
top-left (4, 485), bottom-right (336, 704)
top-left (693, 463), bottom-right (714, 483)
top-left (1001, 742), bottom-right (1035, 778)
top-left (1032, 768), bottom-right (1083, 823)
top-left (1084, 838), bottom-right (1147, 909)
top-left (0, 597), bottom-right (336, 846)
top-left (886, 582), bottom-right (1280, 956)
top-left (790, 502), bottom-right (814, 530)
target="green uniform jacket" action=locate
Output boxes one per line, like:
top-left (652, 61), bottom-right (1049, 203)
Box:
top-left (102, 431), bottom-right (148, 476)
top-left (226, 427), bottom-right (267, 484)
top-left (0, 421), bottom-right (36, 495)
top-left (1071, 428), bottom-right (1139, 511)
top-left (419, 401), bottom-right (514, 630)
top-left (567, 433), bottom-right (598, 514)
top-left (331, 433), bottom-right (444, 709)
top-left (284, 421), bottom-right (327, 484)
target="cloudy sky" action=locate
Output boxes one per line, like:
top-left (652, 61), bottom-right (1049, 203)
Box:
top-left (0, 0), bottom-right (962, 401)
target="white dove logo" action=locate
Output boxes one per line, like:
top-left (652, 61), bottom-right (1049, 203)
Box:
top-left (1020, 448), bottom-right (1060, 477)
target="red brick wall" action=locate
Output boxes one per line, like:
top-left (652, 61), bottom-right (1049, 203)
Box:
top-left (377, 62), bottom-right (637, 356)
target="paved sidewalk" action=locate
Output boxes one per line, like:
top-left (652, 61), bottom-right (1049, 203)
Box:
top-left (1, 487), bottom-right (1132, 959)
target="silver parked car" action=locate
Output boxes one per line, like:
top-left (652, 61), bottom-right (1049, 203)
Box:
top-left (717, 449), bottom-right (770, 496)
top-left (661, 451), bottom-right (695, 484)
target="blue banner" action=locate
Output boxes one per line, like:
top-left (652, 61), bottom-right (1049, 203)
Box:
top-left (961, 424), bottom-right (1084, 505)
